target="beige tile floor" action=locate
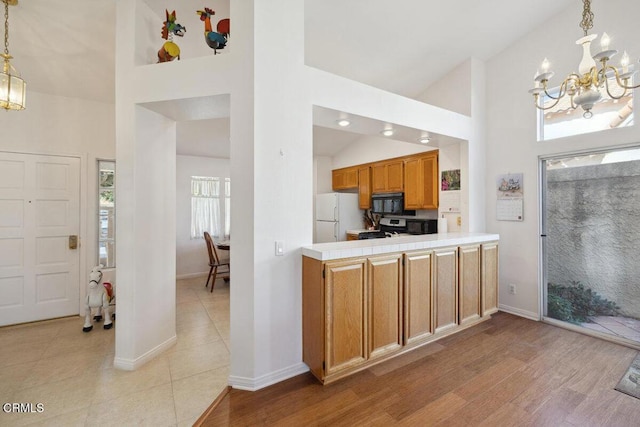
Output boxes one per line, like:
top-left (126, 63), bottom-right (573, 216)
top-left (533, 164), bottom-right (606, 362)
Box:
top-left (0, 277), bottom-right (230, 427)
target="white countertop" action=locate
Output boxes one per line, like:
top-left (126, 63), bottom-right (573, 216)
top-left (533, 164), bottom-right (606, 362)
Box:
top-left (302, 232), bottom-right (499, 261)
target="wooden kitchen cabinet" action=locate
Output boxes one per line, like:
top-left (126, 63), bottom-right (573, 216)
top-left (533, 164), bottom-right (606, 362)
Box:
top-left (367, 254), bottom-right (403, 360)
top-left (371, 164), bottom-right (385, 192)
top-left (371, 160), bottom-right (403, 193)
top-left (404, 250), bottom-right (434, 345)
top-left (303, 254), bottom-right (404, 383)
top-left (404, 151), bottom-right (439, 210)
top-left (324, 258), bottom-right (367, 375)
top-left (302, 239), bottom-right (498, 384)
top-left (433, 247), bottom-right (458, 334)
top-left (387, 161), bottom-right (403, 191)
top-left (332, 151), bottom-right (437, 208)
top-left (358, 166), bottom-right (371, 209)
top-left (481, 242), bottom-right (499, 316)
top-left (420, 152), bottom-right (439, 209)
top-left (332, 166), bottom-right (359, 190)
top-left (403, 157), bottom-right (421, 209)
top-left (459, 244), bottom-right (481, 326)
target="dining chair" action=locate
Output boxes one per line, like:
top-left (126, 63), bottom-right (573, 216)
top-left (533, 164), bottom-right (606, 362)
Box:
top-left (204, 231), bottom-right (230, 292)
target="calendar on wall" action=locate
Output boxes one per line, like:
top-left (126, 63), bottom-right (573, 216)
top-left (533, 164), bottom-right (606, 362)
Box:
top-left (496, 198), bottom-right (523, 221)
top-left (496, 173), bottom-right (523, 221)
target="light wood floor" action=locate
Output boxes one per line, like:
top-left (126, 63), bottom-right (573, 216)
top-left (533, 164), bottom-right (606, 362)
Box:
top-left (201, 312), bottom-right (640, 426)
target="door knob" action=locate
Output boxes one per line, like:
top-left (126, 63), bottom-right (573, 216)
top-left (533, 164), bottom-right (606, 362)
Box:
top-left (69, 235), bottom-right (78, 249)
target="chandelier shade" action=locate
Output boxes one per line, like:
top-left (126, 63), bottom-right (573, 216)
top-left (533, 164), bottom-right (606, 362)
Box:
top-left (1, 54), bottom-right (26, 110)
top-left (1, 0), bottom-right (26, 111)
top-left (530, 0), bottom-right (639, 119)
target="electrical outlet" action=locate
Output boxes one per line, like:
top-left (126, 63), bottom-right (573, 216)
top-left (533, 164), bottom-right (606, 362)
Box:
top-left (509, 284), bottom-right (516, 295)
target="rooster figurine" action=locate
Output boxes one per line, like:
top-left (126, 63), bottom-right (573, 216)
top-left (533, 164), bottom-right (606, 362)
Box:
top-left (196, 8), bottom-right (229, 55)
top-left (157, 10), bottom-right (186, 63)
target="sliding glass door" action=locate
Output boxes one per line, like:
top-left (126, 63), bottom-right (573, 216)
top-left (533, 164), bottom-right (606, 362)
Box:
top-left (541, 146), bottom-right (640, 346)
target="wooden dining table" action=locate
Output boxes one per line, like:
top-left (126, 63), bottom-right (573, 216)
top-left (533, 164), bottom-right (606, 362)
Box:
top-left (215, 240), bottom-right (230, 251)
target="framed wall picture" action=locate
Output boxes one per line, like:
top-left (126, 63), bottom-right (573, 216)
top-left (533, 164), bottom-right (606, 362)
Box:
top-left (441, 169), bottom-right (460, 191)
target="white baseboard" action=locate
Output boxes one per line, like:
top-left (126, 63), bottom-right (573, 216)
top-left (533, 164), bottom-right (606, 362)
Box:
top-left (498, 304), bottom-right (540, 321)
top-left (113, 335), bottom-right (177, 371)
top-left (228, 362), bottom-right (309, 391)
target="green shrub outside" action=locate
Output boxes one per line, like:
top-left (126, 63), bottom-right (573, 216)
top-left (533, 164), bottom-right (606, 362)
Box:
top-left (547, 281), bottom-right (619, 324)
top-left (547, 293), bottom-right (573, 322)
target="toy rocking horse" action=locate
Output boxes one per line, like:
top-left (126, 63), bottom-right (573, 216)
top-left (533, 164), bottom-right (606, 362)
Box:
top-left (157, 9), bottom-right (186, 63)
top-left (83, 265), bottom-right (114, 332)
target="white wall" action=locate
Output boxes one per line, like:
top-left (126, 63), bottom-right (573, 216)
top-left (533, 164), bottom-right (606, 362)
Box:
top-left (309, 67), bottom-right (472, 142)
top-left (115, 0), bottom-right (180, 370)
top-left (417, 59), bottom-right (472, 117)
top-left (332, 136), bottom-right (436, 169)
top-left (411, 57), bottom-right (488, 234)
top-left (485, 0), bottom-right (640, 319)
top-left (313, 155), bottom-right (333, 195)
top-left (438, 143), bottom-right (462, 232)
top-left (467, 58), bottom-right (487, 233)
top-left (231, 0), bottom-right (312, 389)
top-left (176, 155), bottom-right (230, 279)
top-left (0, 90), bottom-right (115, 312)
top-left (437, 144), bottom-right (461, 186)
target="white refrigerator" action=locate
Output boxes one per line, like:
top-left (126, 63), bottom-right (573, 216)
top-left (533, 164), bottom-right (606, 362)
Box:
top-left (315, 193), bottom-right (362, 243)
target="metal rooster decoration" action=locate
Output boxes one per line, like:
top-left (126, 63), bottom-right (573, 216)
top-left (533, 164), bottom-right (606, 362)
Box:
top-left (196, 8), bottom-right (229, 55)
top-left (157, 10), bottom-right (186, 63)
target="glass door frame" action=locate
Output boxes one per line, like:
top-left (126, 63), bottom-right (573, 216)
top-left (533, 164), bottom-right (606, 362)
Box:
top-left (538, 144), bottom-right (640, 351)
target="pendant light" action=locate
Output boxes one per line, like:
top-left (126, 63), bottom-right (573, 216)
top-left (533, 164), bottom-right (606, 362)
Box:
top-left (1, 0), bottom-right (26, 111)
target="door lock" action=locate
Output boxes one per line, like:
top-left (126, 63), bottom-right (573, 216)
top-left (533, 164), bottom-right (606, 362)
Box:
top-left (69, 235), bottom-right (78, 249)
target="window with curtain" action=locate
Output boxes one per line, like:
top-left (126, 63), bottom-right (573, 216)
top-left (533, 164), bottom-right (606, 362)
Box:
top-left (191, 176), bottom-right (221, 239)
top-left (98, 160), bottom-right (116, 267)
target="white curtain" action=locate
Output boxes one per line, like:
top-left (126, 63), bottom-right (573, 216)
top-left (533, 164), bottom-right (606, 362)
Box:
top-left (191, 177), bottom-right (221, 239)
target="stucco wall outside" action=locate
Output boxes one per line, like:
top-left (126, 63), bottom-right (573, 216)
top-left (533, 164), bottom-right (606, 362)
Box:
top-left (547, 160), bottom-right (640, 318)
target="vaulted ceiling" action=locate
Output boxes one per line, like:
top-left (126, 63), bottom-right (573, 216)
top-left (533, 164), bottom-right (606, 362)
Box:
top-left (6, 0), bottom-right (575, 156)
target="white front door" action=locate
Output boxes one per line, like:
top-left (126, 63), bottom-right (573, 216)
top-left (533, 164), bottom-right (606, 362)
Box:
top-left (0, 152), bottom-right (81, 326)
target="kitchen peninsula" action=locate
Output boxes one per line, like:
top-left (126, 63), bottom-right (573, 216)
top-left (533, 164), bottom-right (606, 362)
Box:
top-left (302, 232), bottom-right (499, 384)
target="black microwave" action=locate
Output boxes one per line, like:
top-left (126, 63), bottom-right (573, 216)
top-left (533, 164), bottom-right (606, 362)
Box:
top-left (406, 219), bottom-right (438, 235)
top-left (371, 193), bottom-right (404, 215)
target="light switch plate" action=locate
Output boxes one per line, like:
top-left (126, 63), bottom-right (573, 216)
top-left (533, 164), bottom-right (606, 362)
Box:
top-left (275, 240), bottom-right (284, 256)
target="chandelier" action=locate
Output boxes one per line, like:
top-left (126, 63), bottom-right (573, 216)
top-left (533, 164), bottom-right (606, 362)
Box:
top-left (530, 0), bottom-right (638, 119)
top-left (1, 0), bottom-right (26, 111)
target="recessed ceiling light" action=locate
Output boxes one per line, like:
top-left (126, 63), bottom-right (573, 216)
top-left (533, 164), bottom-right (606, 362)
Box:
top-left (336, 119), bottom-right (351, 127)
top-left (381, 128), bottom-right (394, 137)
top-left (418, 135), bottom-right (431, 144)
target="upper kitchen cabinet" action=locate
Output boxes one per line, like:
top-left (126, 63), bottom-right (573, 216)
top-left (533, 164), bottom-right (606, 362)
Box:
top-left (371, 160), bottom-right (403, 193)
top-left (404, 151), bottom-right (439, 210)
top-left (358, 166), bottom-right (371, 209)
top-left (331, 150), bottom-right (436, 208)
top-left (332, 166), bottom-right (359, 191)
